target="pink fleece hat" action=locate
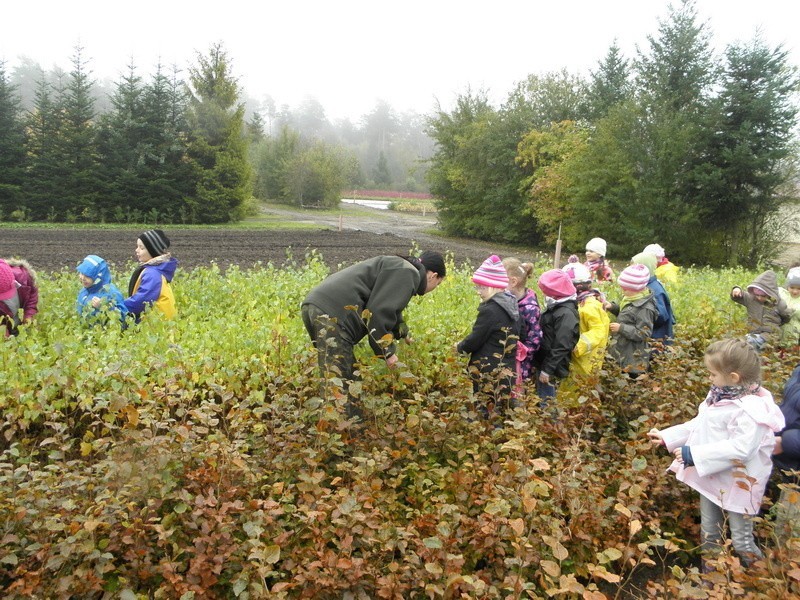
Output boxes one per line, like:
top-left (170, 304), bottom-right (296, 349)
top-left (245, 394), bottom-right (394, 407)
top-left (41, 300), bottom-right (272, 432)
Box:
top-left (618, 264), bottom-right (650, 292)
top-left (0, 260), bottom-right (16, 301)
top-left (538, 269), bottom-right (576, 299)
top-left (472, 255), bottom-right (509, 289)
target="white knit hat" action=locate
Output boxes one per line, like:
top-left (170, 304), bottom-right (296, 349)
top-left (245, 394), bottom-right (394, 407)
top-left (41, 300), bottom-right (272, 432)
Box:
top-left (786, 267), bottom-right (800, 287)
top-left (585, 237), bottom-right (607, 257)
top-left (643, 243), bottom-right (666, 259)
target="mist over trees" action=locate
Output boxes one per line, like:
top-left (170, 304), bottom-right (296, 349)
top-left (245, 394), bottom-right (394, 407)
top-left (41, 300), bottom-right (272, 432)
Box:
top-left (0, 1), bottom-right (797, 267)
top-left (428, 1), bottom-right (799, 267)
top-left (0, 44), bottom-right (433, 221)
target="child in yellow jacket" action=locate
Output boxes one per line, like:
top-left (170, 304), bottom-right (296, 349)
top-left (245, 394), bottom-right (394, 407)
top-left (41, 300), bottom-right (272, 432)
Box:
top-left (561, 262), bottom-right (610, 397)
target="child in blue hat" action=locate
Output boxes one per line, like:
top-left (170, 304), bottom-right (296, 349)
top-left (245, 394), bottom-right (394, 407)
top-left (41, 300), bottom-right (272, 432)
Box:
top-left (76, 255), bottom-right (128, 326)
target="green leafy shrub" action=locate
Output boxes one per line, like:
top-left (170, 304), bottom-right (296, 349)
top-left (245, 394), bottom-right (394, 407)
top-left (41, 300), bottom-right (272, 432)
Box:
top-left (1, 257), bottom-right (797, 598)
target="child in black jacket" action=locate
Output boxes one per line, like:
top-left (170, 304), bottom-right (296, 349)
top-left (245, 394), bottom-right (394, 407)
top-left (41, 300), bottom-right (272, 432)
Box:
top-left (533, 269), bottom-right (579, 401)
top-left (457, 255), bottom-right (521, 418)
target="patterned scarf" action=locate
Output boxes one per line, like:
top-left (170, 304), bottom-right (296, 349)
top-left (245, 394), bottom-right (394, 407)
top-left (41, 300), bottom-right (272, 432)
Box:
top-left (706, 383), bottom-right (760, 405)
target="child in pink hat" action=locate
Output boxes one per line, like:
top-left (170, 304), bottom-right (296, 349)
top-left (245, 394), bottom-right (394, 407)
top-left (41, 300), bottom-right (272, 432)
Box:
top-left (531, 269), bottom-right (579, 402)
top-left (457, 255), bottom-right (521, 419)
top-left (606, 264), bottom-right (657, 378)
top-left (0, 258), bottom-right (38, 337)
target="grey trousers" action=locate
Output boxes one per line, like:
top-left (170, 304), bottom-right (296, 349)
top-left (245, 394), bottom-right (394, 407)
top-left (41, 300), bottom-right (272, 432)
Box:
top-left (700, 495), bottom-right (763, 565)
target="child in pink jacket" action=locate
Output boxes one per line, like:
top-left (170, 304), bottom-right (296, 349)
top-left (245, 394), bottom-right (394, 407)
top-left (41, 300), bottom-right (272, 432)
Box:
top-left (648, 338), bottom-right (784, 567)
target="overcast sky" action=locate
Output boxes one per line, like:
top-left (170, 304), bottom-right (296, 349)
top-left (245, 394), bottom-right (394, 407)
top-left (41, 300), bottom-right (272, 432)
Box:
top-left (2, 0), bottom-right (797, 121)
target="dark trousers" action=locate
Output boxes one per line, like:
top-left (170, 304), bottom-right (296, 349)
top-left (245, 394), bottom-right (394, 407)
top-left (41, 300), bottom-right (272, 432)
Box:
top-left (301, 303), bottom-right (362, 419)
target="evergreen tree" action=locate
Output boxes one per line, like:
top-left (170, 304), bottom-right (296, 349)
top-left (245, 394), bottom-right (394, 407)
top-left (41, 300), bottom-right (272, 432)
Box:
top-left (95, 62), bottom-right (148, 220)
top-left (627, 0), bottom-right (716, 260)
top-left (372, 151), bottom-right (392, 186)
top-left (146, 64), bottom-right (196, 222)
top-left (24, 73), bottom-right (68, 220)
top-left (0, 61), bottom-right (27, 218)
top-left (691, 38), bottom-right (800, 266)
top-left (185, 44), bottom-right (251, 223)
top-left (586, 42), bottom-right (631, 120)
top-left (246, 110), bottom-right (265, 144)
top-left (60, 46), bottom-right (100, 219)
top-left (252, 124), bottom-right (301, 202)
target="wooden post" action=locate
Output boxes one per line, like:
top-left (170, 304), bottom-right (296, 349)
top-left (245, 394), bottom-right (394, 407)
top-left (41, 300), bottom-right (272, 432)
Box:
top-left (553, 223), bottom-right (562, 269)
top-left (338, 214), bottom-right (343, 231)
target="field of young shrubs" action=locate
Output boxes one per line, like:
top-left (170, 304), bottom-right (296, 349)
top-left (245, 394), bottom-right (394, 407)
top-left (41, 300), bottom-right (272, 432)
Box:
top-left (1, 251), bottom-right (798, 598)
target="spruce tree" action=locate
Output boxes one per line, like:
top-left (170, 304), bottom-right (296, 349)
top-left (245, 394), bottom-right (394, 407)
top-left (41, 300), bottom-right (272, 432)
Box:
top-left (0, 61), bottom-right (27, 218)
top-left (25, 74), bottom-right (68, 220)
top-left (185, 44), bottom-right (251, 223)
top-left (60, 46), bottom-right (99, 219)
top-left (691, 39), bottom-right (799, 265)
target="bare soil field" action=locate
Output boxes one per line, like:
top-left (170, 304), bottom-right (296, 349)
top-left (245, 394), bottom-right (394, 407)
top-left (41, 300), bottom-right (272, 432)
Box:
top-left (0, 205), bottom-right (540, 273)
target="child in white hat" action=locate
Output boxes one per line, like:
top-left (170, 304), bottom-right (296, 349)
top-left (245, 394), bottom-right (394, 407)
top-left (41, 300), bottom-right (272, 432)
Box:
top-left (779, 267), bottom-right (800, 347)
top-left (642, 243), bottom-right (679, 284)
top-left (583, 237), bottom-right (615, 283)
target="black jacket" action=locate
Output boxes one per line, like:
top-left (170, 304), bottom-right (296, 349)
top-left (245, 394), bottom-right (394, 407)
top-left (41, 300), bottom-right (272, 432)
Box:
top-left (457, 292), bottom-right (520, 373)
top-left (533, 299), bottom-right (580, 379)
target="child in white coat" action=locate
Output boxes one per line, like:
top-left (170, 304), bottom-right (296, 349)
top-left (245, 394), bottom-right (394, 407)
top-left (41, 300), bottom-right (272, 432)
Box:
top-left (647, 338), bottom-right (785, 567)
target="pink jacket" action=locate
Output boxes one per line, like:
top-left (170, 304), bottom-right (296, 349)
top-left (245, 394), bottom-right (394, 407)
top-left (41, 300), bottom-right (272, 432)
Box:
top-left (659, 387), bottom-right (785, 514)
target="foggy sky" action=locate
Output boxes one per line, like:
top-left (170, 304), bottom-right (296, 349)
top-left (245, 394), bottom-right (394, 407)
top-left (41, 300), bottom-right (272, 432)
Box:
top-left (2, 0), bottom-right (797, 121)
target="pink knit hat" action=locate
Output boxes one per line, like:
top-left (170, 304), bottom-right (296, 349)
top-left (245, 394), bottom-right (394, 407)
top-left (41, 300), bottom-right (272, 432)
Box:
top-left (0, 260), bottom-right (16, 301)
top-left (472, 255), bottom-right (509, 288)
top-left (538, 269), bottom-right (576, 299)
top-left (618, 264), bottom-right (650, 291)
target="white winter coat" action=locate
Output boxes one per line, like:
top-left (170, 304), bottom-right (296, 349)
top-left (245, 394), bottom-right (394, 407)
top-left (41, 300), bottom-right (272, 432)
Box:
top-left (659, 387), bottom-right (785, 515)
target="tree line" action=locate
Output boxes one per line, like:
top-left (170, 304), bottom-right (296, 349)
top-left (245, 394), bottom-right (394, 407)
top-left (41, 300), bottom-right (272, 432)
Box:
top-left (0, 44), bottom-right (433, 223)
top-left (426, 1), bottom-right (799, 267)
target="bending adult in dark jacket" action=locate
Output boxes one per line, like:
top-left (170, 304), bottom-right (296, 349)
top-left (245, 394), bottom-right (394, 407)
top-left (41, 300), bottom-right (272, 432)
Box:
top-left (301, 251), bottom-right (446, 384)
top-left (772, 364), bottom-right (800, 540)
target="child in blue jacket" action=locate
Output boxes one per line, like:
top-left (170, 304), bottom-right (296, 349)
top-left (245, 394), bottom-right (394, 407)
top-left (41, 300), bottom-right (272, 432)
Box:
top-left (76, 255), bottom-right (128, 326)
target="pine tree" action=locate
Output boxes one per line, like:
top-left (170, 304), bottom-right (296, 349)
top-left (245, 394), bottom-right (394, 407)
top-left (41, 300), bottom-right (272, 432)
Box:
top-left (0, 61), bottom-right (27, 218)
top-left (25, 73), bottom-right (68, 220)
top-left (691, 39), bottom-right (799, 265)
top-left (95, 62), bottom-right (148, 221)
top-left (586, 42), bottom-right (631, 120)
top-left (185, 43), bottom-right (252, 223)
top-left (60, 46), bottom-right (99, 219)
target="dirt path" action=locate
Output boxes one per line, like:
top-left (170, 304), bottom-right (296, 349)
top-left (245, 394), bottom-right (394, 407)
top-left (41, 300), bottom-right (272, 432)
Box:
top-left (261, 204), bottom-right (545, 267)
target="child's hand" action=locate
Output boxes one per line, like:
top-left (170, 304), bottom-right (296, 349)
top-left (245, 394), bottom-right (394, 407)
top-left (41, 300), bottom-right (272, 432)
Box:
top-left (538, 372), bottom-right (551, 384)
top-left (673, 448), bottom-right (684, 463)
top-left (647, 428), bottom-right (665, 446)
top-left (731, 287), bottom-right (743, 298)
top-left (90, 296), bottom-right (102, 309)
top-left (774, 435), bottom-right (783, 455)
top-left (609, 322), bottom-right (620, 334)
